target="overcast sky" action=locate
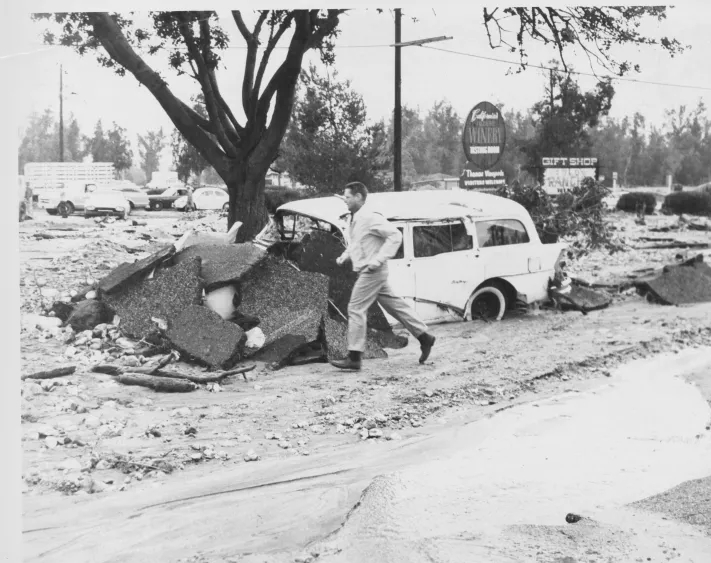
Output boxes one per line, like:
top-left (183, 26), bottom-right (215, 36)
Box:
top-left (5, 2), bottom-right (711, 165)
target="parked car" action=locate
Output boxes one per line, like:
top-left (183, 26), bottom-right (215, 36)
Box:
top-left (148, 186), bottom-right (190, 210)
top-left (38, 181), bottom-right (97, 215)
top-left (84, 191), bottom-right (131, 219)
top-left (255, 190), bottom-right (566, 325)
top-left (112, 186), bottom-right (150, 210)
top-left (173, 187), bottom-right (229, 211)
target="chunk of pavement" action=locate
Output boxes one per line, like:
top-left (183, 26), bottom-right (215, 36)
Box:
top-left (166, 305), bottom-right (245, 369)
top-left (176, 243), bottom-right (267, 291)
top-left (51, 301), bottom-right (75, 323)
top-left (67, 299), bottom-right (115, 331)
top-left (239, 257), bottom-right (329, 349)
top-left (250, 323), bottom-right (322, 368)
top-left (103, 258), bottom-right (203, 340)
top-left (634, 256), bottom-right (711, 305)
top-left (550, 284), bottom-right (613, 314)
top-left (323, 315), bottom-right (387, 361)
top-left (98, 244), bottom-right (176, 294)
top-left (296, 231), bottom-right (391, 331)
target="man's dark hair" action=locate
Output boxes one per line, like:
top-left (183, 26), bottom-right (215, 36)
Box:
top-left (345, 181), bottom-right (368, 200)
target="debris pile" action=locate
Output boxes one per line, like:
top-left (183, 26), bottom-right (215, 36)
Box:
top-left (23, 229), bottom-right (407, 383)
top-left (633, 254), bottom-right (711, 305)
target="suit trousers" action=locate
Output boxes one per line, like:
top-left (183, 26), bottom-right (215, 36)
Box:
top-left (347, 265), bottom-right (428, 352)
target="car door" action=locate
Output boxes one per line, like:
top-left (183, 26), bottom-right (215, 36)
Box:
top-left (409, 219), bottom-right (478, 323)
top-left (378, 222), bottom-right (417, 327)
top-left (195, 189), bottom-right (212, 209)
top-left (473, 217), bottom-right (534, 279)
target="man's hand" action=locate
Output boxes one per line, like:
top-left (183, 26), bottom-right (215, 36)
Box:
top-left (363, 259), bottom-right (381, 273)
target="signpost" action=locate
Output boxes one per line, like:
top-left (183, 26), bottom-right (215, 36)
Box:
top-left (459, 101), bottom-right (507, 191)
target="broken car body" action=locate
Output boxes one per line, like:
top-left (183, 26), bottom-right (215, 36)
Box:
top-left (255, 190), bottom-right (567, 325)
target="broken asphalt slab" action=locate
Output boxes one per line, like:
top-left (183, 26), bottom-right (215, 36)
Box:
top-left (166, 305), bottom-right (245, 369)
top-left (103, 257), bottom-right (203, 340)
top-left (98, 244), bottom-right (176, 294)
top-left (175, 243), bottom-right (267, 291)
top-left (239, 257), bottom-right (330, 349)
top-left (634, 256), bottom-right (711, 305)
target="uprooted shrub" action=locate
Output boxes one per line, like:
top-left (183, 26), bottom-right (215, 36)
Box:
top-left (662, 191), bottom-right (711, 216)
top-left (616, 192), bottom-right (657, 214)
top-left (264, 187), bottom-right (308, 214)
top-left (496, 177), bottom-right (613, 252)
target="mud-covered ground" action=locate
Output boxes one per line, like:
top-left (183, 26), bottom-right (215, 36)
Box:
top-left (19, 206), bottom-right (711, 561)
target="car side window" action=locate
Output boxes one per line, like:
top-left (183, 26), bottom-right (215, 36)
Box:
top-left (475, 219), bottom-right (530, 248)
top-left (413, 222), bottom-right (473, 258)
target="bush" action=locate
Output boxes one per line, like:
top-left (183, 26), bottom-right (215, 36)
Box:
top-left (496, 177), bottom-right (613, 251)
top-left (616, 192), bottom-right (657, 214)
top-left (264, 187), bottom-right (308, 214)
top-left (663, 191), bottom-right (711, 216)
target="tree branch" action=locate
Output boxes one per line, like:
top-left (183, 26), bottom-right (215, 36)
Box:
top-left (176, 12), bottom-right (239, 157)
top-left (252, 13), bottom-right (294, 119)
top-left (86, 13), bottom-right (230, 175)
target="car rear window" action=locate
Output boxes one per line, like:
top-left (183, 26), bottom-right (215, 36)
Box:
top-left (475, 219), bottom-right (530, 247)
top-left (413, 222), bottom-right (473, 258)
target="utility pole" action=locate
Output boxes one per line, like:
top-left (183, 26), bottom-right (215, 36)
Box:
top-left (391, 16), bottom-right (451, 192)
top-left (59, 64), bottom-right (64, 162)
top-left (394, 9), bottom-right (402, 192)
top-left (549, 68), bottom-right (554, 116)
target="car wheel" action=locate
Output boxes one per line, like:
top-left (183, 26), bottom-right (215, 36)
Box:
top-left (151, 201), bottom-right (163, 211)
top-left (468, 285), bottom-right (507, 321)
top-left (57, 202), bottom-right (71, 217)
top-left (65, 201), bottom-right (76, 215)
top-left (222, 202), bottom-right (230, 212)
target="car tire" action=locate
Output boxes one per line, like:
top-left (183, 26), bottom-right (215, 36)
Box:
top-left (468, 285), bottom-right (507, 322)
top-left (222, 202), bottom-right (230, 212)
top-left (151, 201), bottom-right (163, 211)
top-left (57, 202), bottom-right (71, 217)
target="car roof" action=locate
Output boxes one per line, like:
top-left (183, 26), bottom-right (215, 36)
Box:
top-left (276, 190), bottom-right (528, 223)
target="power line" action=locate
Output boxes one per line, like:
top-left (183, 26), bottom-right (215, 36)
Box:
top-left (421, 44), bottom-right (711, 93)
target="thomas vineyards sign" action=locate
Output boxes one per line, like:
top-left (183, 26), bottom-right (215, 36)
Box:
top-left (459, 101), bottom-right (507, 191)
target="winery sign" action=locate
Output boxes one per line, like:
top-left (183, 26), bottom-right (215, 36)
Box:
top-left (461, 101), bottom-right (506, 171)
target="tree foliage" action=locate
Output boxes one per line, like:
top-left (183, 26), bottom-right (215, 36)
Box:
top-left (83, 119), bottom-right (133, 173)
top-left (18, 109), bottom-right (83, 171)
top-left (138, 128), bottom-right (165, 183)
top-left (278, 64), bottom-right (389, 193)
top-left (172, 95), bottom-right (210, 184)
top-left (482, 7), bottom-right (684, 75)
top-left (33, 10), bottom-right (346, 239)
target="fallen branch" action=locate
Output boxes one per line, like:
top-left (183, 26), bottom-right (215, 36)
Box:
top-left (151, 364), bottom-right (256, 384)
top-left (91, 365), bottom-right (123, 376)
top-left (633, 242), bottom-right (710, 250)
top-left (22, 366), bottom-right (76, 381)
top-left (116, 373), bottom-right (198, 392)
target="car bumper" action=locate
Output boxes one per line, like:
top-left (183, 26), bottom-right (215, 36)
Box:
top-left (84, 208), bottom-right (126, 217)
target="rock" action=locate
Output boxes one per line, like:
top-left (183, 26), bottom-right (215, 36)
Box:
top-left (171, 407), bottom-right (192, 418)
top-left (243, 450), bottom-right (260, 462)
top-left (122, 356), bottom-right (141, 368)
top-left (190, 452), bottom-right (203, 461)
top-left (566, 513), bottom-right (583, 524)
top-left (95, 459), bottom-right (112, 470)
top-left (374, 414), bottom-right (388, 423)
top-left (310, 424), bottom-right (326, 434)
top-left (386, 432), bottom-right (403, 441)
top-left (22, 314), bottom-right (63, 332)
top-left (45, 436), bottom-right (60, 448)
top-left (245, 327), bottom-right (266, 350)
top-left (237, 434), bottom-right (252, 443)
top-left (368, 428), bottom-right (383, 438)
top-left (359, 429), bottom-right (369, 440)
top-left (67, 300), bottom-right (115, 332)
top-left (97, 425), bottom-right (122, 438)
top-left (362, 418), bottom-right (377, 430)
top-left (115, 337), bottom-right (136, 350)
top-left (277, 440), bottom-right (291, 449)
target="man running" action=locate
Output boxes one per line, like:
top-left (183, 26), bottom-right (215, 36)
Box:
top-left (331, 181), bottom-right (436, 371)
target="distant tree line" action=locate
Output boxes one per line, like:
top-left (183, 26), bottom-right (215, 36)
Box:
top-left (276, 64), bottom-right (711, 192)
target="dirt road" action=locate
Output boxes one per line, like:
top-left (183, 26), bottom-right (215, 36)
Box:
top-left (19, 207), bottom-right (711, 562)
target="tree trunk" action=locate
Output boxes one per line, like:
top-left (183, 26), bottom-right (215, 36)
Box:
top-left (226, 168), bottom-right (270, 242)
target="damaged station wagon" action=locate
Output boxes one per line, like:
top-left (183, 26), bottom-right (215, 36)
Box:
top-left (255, 190), bottom-right (566, 326)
